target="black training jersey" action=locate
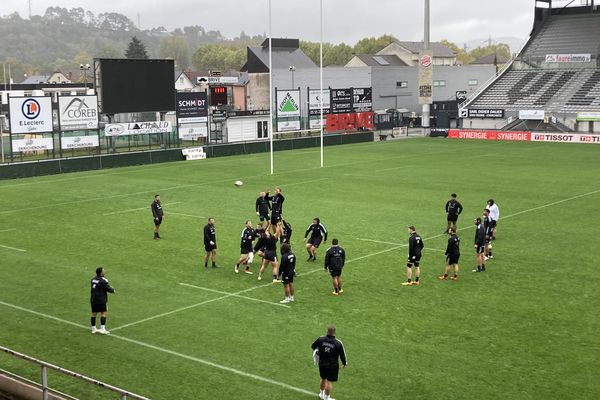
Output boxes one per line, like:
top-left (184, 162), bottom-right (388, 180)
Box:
top-left (305, 223), bottom-right (328, 242)
top-left (408, 233), bottom-right (424, 258)
top-left (474, 224), bottom-right (485, 246)
top-left (263, 236), bottom-right (277, 252)
top-left (325, 245), bottom-right (346, 270)
top-left (204, 223), bottom-right (216, 245)
top-left (280, 251), bottom-right (296, 276)
top-left (270, 193), bottom-right (285, 214)
top-left (483, 216), bottom-right (492, 236)
top-left (151, 201), bottom-right (163, 218)
top-left (445, 199), bottom-right (463, 217)
top-left (446, 234), bottom-right (460, 256)
top-left (240, 227), bottom-right (254, 248)
top-left (281, 220), bottom-right (293, 243)
top-left (311, 335), bottom-right (347, 368)
top-left (90, 275), bottom-right (114, 304)
top-left (255, 195), bottom-right (271, 214)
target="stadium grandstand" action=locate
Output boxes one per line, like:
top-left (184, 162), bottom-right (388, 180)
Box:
top-left (461, 0), bottom-right (600, 132)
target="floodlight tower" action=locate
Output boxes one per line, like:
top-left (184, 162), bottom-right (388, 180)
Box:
top-left (422, 0), bottom-right (431, 130)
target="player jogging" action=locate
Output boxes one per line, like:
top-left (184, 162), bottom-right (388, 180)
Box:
top-left (151, 194), bottom-right (163, 240)
top-left (324, 239), bottom-right (346, 295)
top-left (304, 217), bottom-right (328, 262)
top-left (445, 193), bottom-right (463, 233)
top-left (203, 217), bottom-right (218, 268)
top-left (473, 217), bottom-right (486, 272)
top-left (402, 226), bottom-right (424, 286)
top-left (279, 243), bottom-right (296, 303)
top-left (235, 220), bottom-right (255, 274)
top-left (439, 227), bottom-right (460, 281)
top-left (90, 267), bottom-right (115, 335)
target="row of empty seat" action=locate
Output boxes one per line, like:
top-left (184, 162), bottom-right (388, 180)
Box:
top-left (467, 69), bottom-right (600, 113)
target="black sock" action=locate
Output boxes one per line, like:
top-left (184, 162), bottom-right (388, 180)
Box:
top-left (100, 317), bottom-right (106, 326)
top-left (482, 264), bottom-right (486, 271)
top-left (91, 317), bottom-right (96, 327)
top-left (454, 274), bottom-right (458, 278)
top-left (489, 251), bottom-right (493, 256)
top-left (407, 278), bottom-right (412, 283)
top-left (212, 262), bottom-right (216, 267)
top-left (443, 273), bottom-right (448, 278)
top-left (415, 277), bottom-right (419, 282)
top-left (204, 262), bottom-right (208, 267)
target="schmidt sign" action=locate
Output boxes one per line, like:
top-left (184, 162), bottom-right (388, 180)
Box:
top-left (58, 96), bottom-right (99, 130)
top-left (176, 92), bottom-right (208, 124)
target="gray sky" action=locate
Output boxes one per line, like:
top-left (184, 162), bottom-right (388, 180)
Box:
top-left (4, 0), bottom-right (535, 48)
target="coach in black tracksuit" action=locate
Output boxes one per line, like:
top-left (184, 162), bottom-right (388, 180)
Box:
top-left (311, 325), bottom-right (347, 400)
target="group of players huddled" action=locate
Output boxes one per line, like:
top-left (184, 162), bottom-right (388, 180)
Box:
top-left (150, 187), bottom-right (346, 305)
top-left (401, 193), bottom-right (500, 286)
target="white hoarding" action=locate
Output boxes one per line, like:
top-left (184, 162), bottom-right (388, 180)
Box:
top-left (12, 138), bottom-right (54, 152)
top-left (277, 120), bottom-right (301, 132)
top-left (61, 135), bottom-right (99, 149)
top-left (544, 54), bottom-right (592, 63)
top-left (276, 90), bottom-right (301, 117)
top-left (58, 96), bottom-right (99, 130)
top-left (309, 89), bottom-right (331, 115)
top-left (309, 118), bottom-right (326, 129)
top-left (105, 121), bottom-right (172, 136)
top-left (179, 125), bottom-right (208, 139)
top-left (9, 97), bottom-right (53, 134)
top-left (519, 110), bottom-right (545, 120)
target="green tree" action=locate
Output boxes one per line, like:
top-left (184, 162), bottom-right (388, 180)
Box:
top-left (324, 43), bottom-right (353, 66)
top-left (191, 44), bottom-right (245, 71)
top-left (353, 35), bottom-right (396, 55)
top-left (125, 36), bottom-right (149, 59)
top-left (159, 36), bottom-right (190, 69)
top-left (469, 43), bottom-right (511, 62)
top-left (440, 39), bottom-right (473, 65)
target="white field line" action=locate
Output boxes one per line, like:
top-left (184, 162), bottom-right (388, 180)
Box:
top-left (0, 228), bottom-right (17, 233)
top-left (168, 211), bottom-right (206, 219)
top-left (357, 238), bottom-right (447, 252)
top-left (103, 202), bottom-right (181, 216)
top-left (0, 244), bottom-right (26, 252)
top-left (278, 177), bottom-right (327, 187)
top-left (111, 283), bottom-right (274, 332)
top-left (179, 283), bottom-right (290, 308)
top-left (0, 300), bottom-right (314, 397)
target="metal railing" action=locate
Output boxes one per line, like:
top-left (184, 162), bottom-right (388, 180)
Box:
top-left (0, 345), bottom-right (150, 400)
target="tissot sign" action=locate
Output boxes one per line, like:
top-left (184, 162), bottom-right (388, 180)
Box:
top-left (8, 96), bottom-right (53, 134)
top-left (58, 96), bottom-right (99, 130)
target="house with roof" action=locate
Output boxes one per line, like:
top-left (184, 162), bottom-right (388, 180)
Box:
top-left (377, 41), bottom-right (456, 66)
top-left (20, 72), bottom-right (71, 85)
top-left (345, 54), bottom-right (408, 68)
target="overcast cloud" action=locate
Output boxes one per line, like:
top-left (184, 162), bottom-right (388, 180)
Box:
top-left (3, 1), bottom-right (535, 48)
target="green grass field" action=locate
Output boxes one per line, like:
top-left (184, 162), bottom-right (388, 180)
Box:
top-left (1, 138), bottom-right (599, 400)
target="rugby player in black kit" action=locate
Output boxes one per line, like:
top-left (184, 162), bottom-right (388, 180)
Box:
top-left (151, 194), bottom-right (163, 239)
top-left (235, 220), bottom-right (255, 274)
top-left (311, 325), bottom-right (347, 400)
top-left (255, 191), bottom-right (271, 229)
top-left (258, 221), bottom-right (282, 282)
top-left (279, 243), bottom-right (296, 304)
top-left (304, 218), bottom-right (328, 261)
top-left (203, 217), bottom-right (218, 268)
top-left (90, 267), bottom-right (115, 335)
top-left (269, 187), bottom-right (285, 232)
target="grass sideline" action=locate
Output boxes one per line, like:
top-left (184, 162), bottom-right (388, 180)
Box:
top-left (0, 138), bottom-right (599, 400)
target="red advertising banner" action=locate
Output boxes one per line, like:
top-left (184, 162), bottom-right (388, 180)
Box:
top-left (325, 112), bottom-right (374, 132)
top-left (448, 130), bottom-right (531, 141)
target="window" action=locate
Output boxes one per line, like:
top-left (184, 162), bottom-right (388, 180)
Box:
top-left (257, 121), bottom-right (268, 138)
top-left (433, 80), bottom-right (446, 87)
top-left (396, 81), bottom-right (408, 88)
top-left (468, 79), bottom-right (478, 86)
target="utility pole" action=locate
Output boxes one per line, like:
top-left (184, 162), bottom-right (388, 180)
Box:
top-left (421, 0), bottom-right (431, 130)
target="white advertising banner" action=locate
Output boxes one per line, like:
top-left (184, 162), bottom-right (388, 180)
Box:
top-left (182, 147), bottom-right (207, 160)
top-left (544, 54), bottom-right (592, 63)
top-left (277, 120), bottom-right (301, 132)
top-left (519, 110), bottom-right (545, 120)
top-left (9, 97), bottom-right (53, 134)
top-left (309, 118), bottom-right (326, 129)
top-left (531, 132), bottom-right (600, 144)
top-left (276, 90), bottom-right (301, 117)
top-left (105, 121), bottom-right (172, 136)
top-left (309, 89), bottom-right (330, 115)
top-left (12, 137), bottom-right (54, 152)
top-left (61, 135), bottom-right (99, 149)
top-left (58, 96), bottom-right (99, 130)
top-left (179, 125), bottom-right (208, 139)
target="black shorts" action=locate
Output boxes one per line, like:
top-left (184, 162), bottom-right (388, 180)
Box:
top-left (154, 217), bottom-right (162, 226)
top-left (319, 365), bottom-right (339, 382)
top-left (91, 302), bottom-right (107, 313)
top-left (407, 255), bottom-right (421, 267)
top-left (475, 245), bottom-right (485, 254)
top-left (330, 268), bottom-right (342, 278)
top-left (490, 220), bottom-right (497, 229)
top-left (258, 213), bottom-right (270, 222)
top-left (447, 215), bottom-right (458, 223)
top-left (241, 244), bottom-right (253, 255)
top-left (280, 236), bottom-right (290, 244)
top-left (205, 243), bottom-right (217, 252)
top-left (446, 254), bottom-right (460, 265)
top-left (282, 274), bottom-right (294, 284)
top-left (264, 250), bottom-right (277, 262)
top-left (308, 237), bottom-right (323, 248)
top-left (270, 213), bottom-right (281, 225)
